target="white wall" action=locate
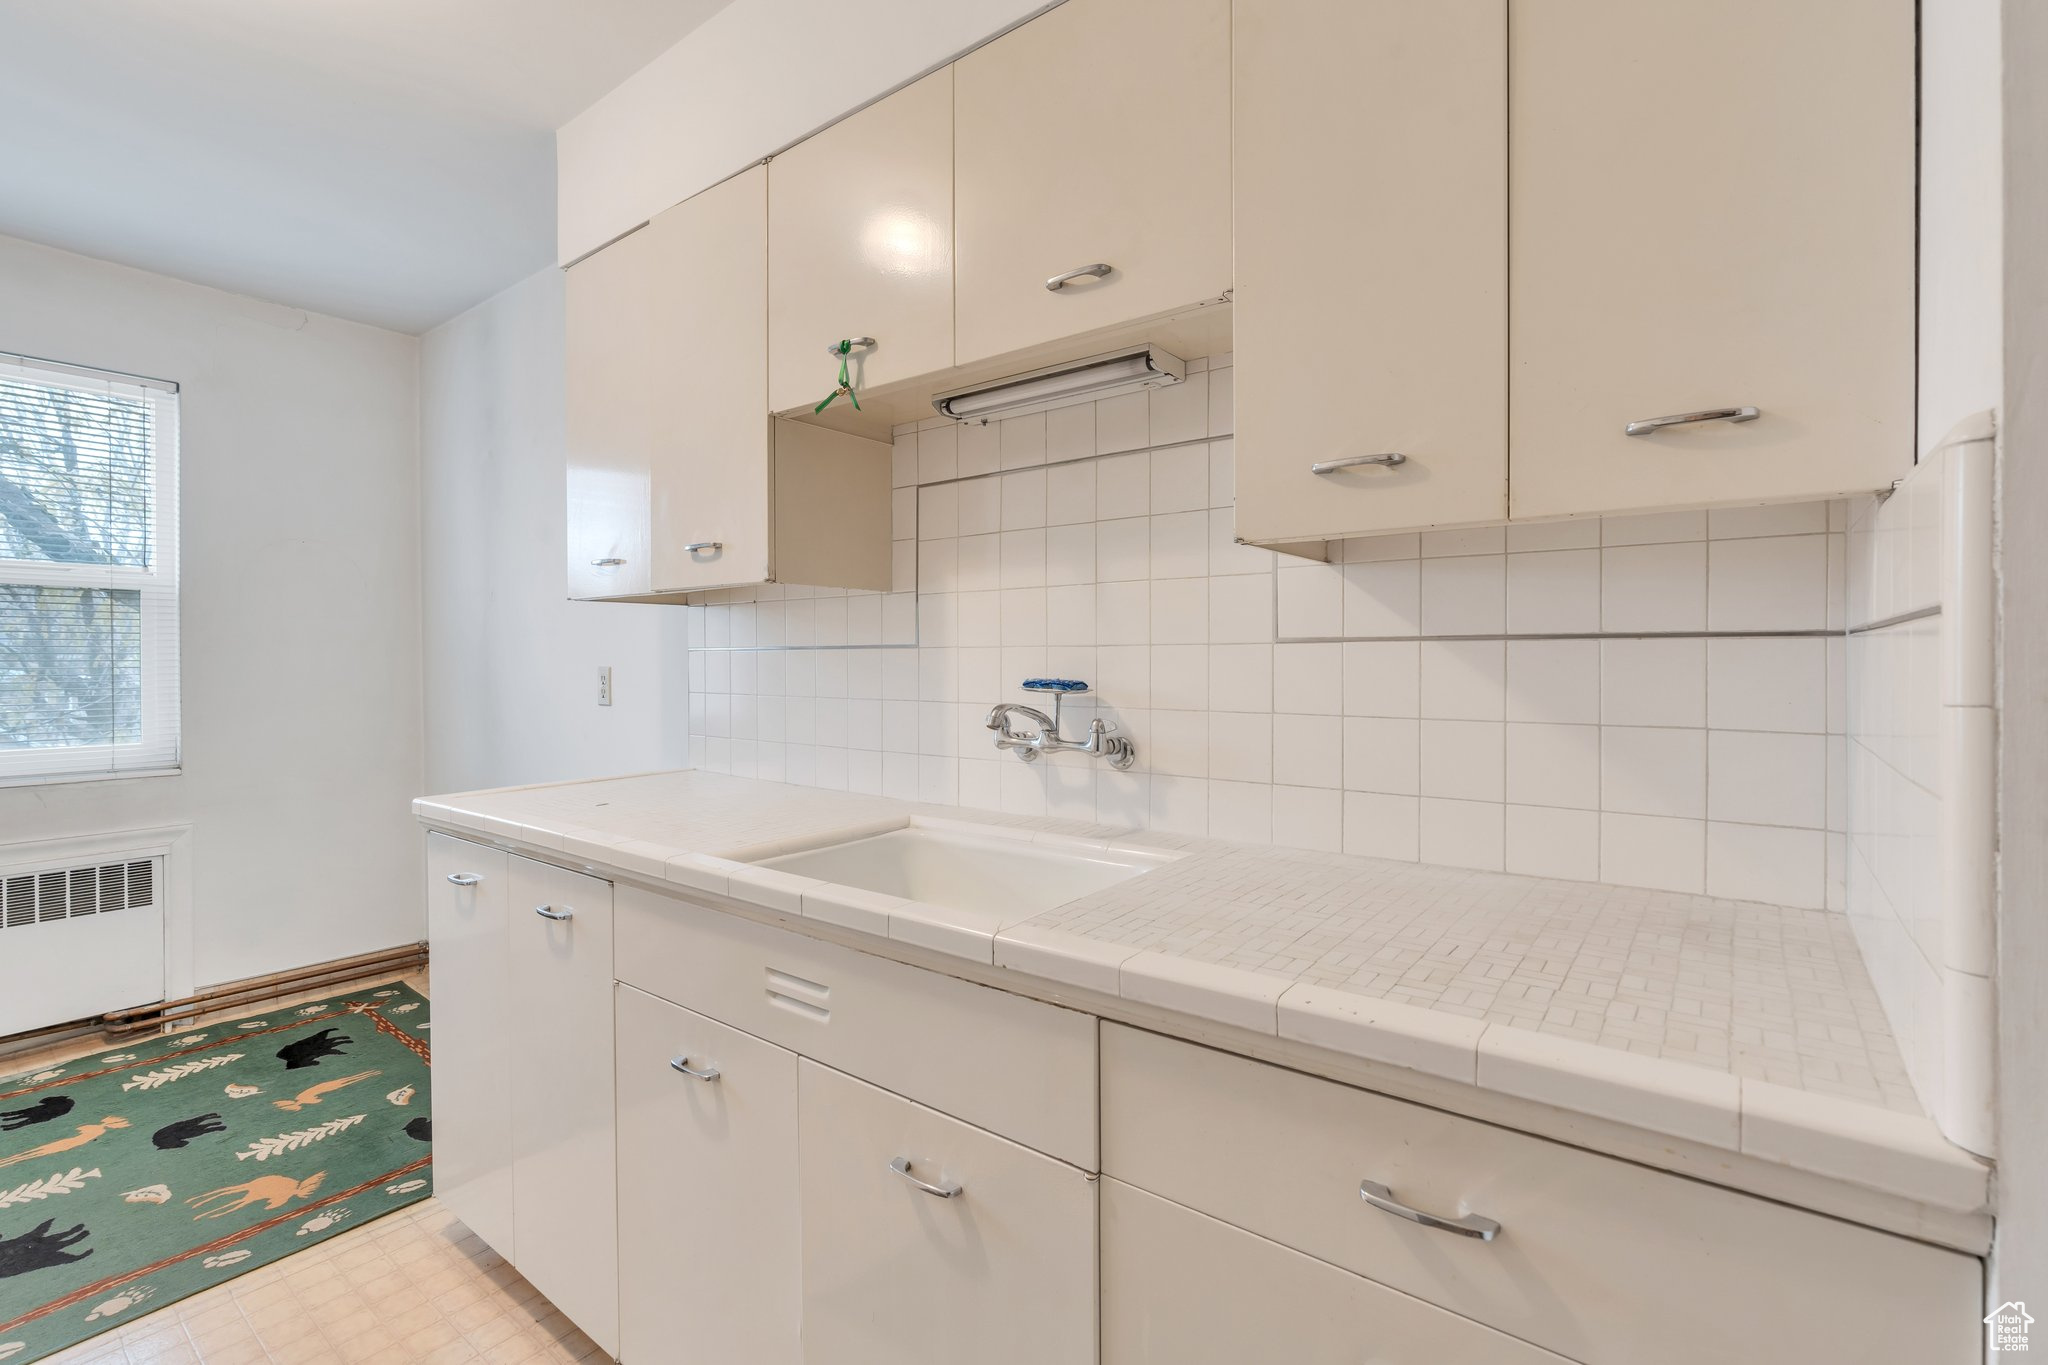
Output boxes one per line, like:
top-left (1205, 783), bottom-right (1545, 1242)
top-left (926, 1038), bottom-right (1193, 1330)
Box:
top-left (419, 267), bottom-right (690, 795)
top-left (556, 0), bottom-right (1053, 263)
top-left (1919, 0), bottom-right (2005, 458)
top-left (688, 361), bottom-right (1851, 913)
top-left (1993, 0), bottom-right (2048, 1307)
top-left (0, 234), bottom-right (424, 988)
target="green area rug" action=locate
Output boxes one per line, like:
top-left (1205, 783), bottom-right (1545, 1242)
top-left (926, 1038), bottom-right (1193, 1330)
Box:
top-left (0, 982), bottom-right (433, 1362)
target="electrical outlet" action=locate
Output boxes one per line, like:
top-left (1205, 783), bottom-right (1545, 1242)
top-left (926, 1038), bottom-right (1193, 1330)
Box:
top-left (597, 666), bottom-right (612, 707)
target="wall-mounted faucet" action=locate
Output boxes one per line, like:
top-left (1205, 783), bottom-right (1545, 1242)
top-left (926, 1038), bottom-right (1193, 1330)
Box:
top-left (985, 679), bottom-right (1136, 770)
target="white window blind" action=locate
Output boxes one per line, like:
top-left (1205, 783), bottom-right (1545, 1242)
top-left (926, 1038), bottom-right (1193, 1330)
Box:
top-left (0, 352), bottom-right (180, 783)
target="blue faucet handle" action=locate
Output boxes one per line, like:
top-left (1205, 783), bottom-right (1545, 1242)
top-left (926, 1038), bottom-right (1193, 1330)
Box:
top-left (1021, 678), bottom-right (1089, 694)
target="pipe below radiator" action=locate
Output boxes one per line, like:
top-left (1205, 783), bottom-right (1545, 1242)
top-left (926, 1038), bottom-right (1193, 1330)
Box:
top-left (2, 943), bottom-right (427, 1052)
top-left (103, 943), bottom-right (428, 1034)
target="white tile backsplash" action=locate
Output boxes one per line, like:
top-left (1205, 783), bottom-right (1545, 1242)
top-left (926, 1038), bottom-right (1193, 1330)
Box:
top-left (689, 354), bottom-right (1847, 909)
top-left (1844, 417), bottom-right (1997, 1157)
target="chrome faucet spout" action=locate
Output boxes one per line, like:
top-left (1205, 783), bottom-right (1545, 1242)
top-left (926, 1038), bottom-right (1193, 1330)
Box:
top-left (985, 684), bottom-right (1138, 770)
top-left (985, 702), bottom-right (1055, 733)
top-left (985, 702), bottom-right (1057, 760)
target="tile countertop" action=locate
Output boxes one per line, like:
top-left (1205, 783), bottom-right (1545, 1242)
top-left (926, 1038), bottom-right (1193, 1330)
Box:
top-left (413, 770), bottom-right (1989, 1229)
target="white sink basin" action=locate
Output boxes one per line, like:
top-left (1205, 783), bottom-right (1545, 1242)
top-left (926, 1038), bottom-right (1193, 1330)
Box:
top-left (757, 824), bottom-right (1169, 919)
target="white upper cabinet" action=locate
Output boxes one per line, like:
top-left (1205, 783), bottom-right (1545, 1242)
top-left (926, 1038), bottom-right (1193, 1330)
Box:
top-left (769, 69), bottom-right (954, 416)
top-left (952, 0), bottom-right (1232, 367)
top-left (567, 163), bottom-right (892, 599)
top-left (564, 216), bottom-right (662, 600)
top-left (1508, 0), bottom-right (1915, 520)
top-left (1232, 0), bottom-right (1507, 545)
top-left (567, 165), bottom-right (771, 596)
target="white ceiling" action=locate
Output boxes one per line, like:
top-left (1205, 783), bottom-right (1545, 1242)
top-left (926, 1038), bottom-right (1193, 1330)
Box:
top-left (0, 1), bottom-right (736, 333)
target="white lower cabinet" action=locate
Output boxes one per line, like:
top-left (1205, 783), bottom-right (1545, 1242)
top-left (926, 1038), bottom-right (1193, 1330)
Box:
top-left (1102, 1024), bottom-right (1979, 1365)
top-left (426, 840), bottom-right (621, 1357)
top-left (424, 834), bottom-right (516, 1258)
top-left (504, 857), bottom-right (620, 1357)
top-left (615, 984), bottom-right (801, 1365)
top-left (1102, 1179), bottom-right (1569, 1364)
top-left (797, 1060), bottom-right (1098, 1365)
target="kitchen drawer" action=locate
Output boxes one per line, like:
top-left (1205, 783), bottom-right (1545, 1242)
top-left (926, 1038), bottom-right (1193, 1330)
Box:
top-left (1102, 1025), bottom-right (1978, 1365)
top-left (799, 1060), bottom-right (1097, 1365)
top-left (1102, 1179), bottom-right (1570, 1365)
top-left (616, 883), bottom-right (1097, 1168)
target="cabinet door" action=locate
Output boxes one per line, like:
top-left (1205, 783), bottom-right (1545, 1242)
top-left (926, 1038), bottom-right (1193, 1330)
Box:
top-left (647, 165), bottom-right (773, 592)
top-left (1232, 0), bottom-right (1506, 543)
top-left (953, 0), bottom-right (1230, 366)
top-left (1102, 1180), bottom-right (1571, 1364)
top-left (616, 984), bottom-right (801, 1365)
top-left (768, 69), bottom-right (953, 414)
top-left (798, 1061), bottom-right (1097, 1365)
top-left (423, 834), bottom-right (515, 1259)
top-left (567, 166), bottom-right (773, 598)
top-left (566, 219), bottom-right (661, 599)
top-left (1509, 0), bottom-right (1914, 519)
top-left (507, 856), bottom-right (618, 1356)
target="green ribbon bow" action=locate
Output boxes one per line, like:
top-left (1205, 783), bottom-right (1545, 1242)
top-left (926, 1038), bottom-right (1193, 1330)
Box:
top-left (815, 339), bottom-right (863, 414)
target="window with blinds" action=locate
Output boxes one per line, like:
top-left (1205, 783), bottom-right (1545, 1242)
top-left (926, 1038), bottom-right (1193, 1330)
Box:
top-left (0, 353), bottom-right (180, 783)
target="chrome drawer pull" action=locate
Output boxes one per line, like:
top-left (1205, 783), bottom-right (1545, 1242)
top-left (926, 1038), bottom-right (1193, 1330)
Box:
top-left (1311, 452), bottom-right (1407, 475)
top-left (890, 1157), bottom-right (962, 1198)
top-left (444, 873), bottom-right (480, 887)
top-left (534, 904), bottom-right (574, 922)
top-left (682, 541), bottom-right (723, 554)
top-left (1045, 263), bottom-right (1112, 292)
top-left (826, 337), bottom-right (877, 355)
top-left (669, 1055), bottom-right (721, 1082)
top-left (1623, 406), bottom-right (1759, 437)
top-left (590, 557), bottom-right (626, 567)
top-left (1360, 1180), bottom-right (1499, 1241)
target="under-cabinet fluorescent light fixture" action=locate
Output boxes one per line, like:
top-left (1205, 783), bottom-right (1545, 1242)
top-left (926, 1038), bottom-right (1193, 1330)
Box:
top-left (932, 345), bottom-right (1185, 422)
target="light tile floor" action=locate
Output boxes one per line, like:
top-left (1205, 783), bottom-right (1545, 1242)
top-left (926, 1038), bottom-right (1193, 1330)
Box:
top-left (39, 1199), bottom-right (605, 1365)
top-left (8, 972), bottom-right (607, 1365)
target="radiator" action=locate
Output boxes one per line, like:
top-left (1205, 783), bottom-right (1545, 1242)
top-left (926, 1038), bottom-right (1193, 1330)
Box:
top-left (0, 851), bottom-right (164, 1036)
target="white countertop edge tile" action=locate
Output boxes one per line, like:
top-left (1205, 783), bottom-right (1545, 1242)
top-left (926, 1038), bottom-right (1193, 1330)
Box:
top-left (1278, 983), bottom-right (1484, 1087)
top-left (664, 852), bottom-right (736, 897)
top-left (1119, 952), bottom-right (1287, 1036)
top-left (993, 923), bottom-right (1145, 997)
top-left (888, 909), bottom-right (999, 964)
top-left (799, 882), bottom-right (896, 938)
top-left (1740, 1078), bottom-right (1989, 1212)
top-left (724, 864), bottom-right (823, 916)
top-left (1478, 1022), bottom-right (1743, 1152)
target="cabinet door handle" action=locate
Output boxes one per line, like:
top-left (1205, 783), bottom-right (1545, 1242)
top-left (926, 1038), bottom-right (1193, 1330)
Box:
top-left (590, 557), bottom-right (626, 567)
top-left (1045, 263), bottom-right (1112, 292)
top-left (444, 873), bottom-right (480, 887)
top-left (534, 904), bottom-right (574, 922)
top-left (681, 541), bottom-right (723, 554)
top-left (1311, 452), bottom-right (1408, 475)
top-left (1623, 406), bottom-right (1759, 437)
top-left (889, 1156), bottom-right (962, 1198)
top-left (668, 1055), bottom-right (721, 1082)
top-left (1359, 1180), bottom-right (1499, 1241)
